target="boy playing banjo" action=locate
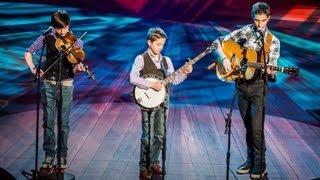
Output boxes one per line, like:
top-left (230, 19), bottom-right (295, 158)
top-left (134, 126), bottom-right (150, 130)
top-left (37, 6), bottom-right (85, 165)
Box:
top-left (130, 27), bottom-right (192, 179)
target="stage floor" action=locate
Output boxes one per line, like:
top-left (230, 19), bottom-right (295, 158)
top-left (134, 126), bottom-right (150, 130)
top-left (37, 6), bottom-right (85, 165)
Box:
top-left (0, 2), bottom-right (319, 180)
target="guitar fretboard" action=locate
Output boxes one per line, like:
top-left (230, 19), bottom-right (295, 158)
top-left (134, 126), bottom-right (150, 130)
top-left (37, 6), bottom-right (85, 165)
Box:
top-left (247, 62), bottom-right (299, 76)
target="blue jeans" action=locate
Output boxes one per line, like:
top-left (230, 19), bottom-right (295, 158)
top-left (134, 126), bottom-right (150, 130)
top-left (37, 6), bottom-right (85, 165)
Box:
top-left (42, 82), bottom-right (73, 158)
top-left (139, 106), bottom-right (167, 169)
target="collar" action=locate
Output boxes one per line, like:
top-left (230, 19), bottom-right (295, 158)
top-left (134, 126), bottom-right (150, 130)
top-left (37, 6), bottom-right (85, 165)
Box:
top-left (147, 48), bottom-right (162, 62)
top-left (251, 24), bottom-right (269, 38)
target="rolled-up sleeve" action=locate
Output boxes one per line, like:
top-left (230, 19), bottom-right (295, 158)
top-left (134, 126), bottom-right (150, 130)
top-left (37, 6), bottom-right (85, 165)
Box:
top-left (26, 35), bottom-right (45, 54)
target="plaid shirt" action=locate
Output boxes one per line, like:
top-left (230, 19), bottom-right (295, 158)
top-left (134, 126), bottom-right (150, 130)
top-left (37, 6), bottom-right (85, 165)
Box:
top-left (215, 24), bottom-right (280, 66)
top-left (26, 31), bottom-right (83, 54)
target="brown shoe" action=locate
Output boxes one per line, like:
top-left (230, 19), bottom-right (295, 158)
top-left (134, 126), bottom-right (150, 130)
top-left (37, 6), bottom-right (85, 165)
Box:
top-left (151, 164), bottom-right (162, 175)
top-left (140, 168), bottom-right (151, 180)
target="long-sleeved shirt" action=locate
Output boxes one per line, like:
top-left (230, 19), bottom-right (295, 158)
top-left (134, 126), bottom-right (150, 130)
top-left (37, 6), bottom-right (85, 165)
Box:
top-left (26, 30), bottom-right (83, 54)
top-left (130, 49), bottom-right (187, 89)
top-left (214, 24), bottom-right (280, 66)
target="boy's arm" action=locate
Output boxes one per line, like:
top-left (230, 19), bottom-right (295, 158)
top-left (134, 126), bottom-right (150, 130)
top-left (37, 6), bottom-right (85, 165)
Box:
top-left (130, 55), bottom-right (152, 89)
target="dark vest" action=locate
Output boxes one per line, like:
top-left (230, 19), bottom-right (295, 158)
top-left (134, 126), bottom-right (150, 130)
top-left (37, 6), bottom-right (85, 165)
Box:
top-left (43, 34), bottom-right (74, 80)
top-left (139, 52), bottom-right (168, 80)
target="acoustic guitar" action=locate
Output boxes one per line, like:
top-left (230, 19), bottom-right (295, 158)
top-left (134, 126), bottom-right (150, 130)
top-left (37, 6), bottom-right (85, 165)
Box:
top-left (215, 39), bottom-right (299, 82)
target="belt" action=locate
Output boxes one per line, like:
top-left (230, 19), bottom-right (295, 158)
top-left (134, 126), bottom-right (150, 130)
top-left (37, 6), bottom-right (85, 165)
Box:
top-left (44, 79), bottom-right (73, 86)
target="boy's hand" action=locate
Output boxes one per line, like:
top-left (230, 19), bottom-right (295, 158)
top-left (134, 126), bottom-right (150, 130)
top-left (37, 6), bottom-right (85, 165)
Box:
top-left (182, 63), bottom-right (193, 75)
top-left (73, 62), bottom-right (86, 73)
top-left (222, 58), bottom-right (232, 73)
top-left (150, 81), bottom-right (163, 91)
top-left (31, 67), bottom-right (44, 77)
top-left (267, 68), bottom-right (276, 76)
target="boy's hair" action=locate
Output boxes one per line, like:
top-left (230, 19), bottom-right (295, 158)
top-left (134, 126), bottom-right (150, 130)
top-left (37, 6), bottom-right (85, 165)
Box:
top-left (51, 10), bottom-right (70, 28)
top-left (147, 27), bottom-right (167, 42)
top-left (251, 2), bottom-right (270, 18)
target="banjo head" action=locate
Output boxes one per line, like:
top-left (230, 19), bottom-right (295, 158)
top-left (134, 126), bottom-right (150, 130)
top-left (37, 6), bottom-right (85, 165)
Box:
top-left (133, 75), bottom-right (168, 110)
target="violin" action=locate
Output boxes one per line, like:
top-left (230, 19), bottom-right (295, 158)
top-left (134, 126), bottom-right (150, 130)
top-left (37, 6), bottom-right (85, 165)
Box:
top-left (55, 31), bottom-right (95, 80)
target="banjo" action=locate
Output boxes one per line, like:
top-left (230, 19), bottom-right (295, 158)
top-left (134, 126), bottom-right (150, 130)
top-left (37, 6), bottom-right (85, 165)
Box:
top-left (133, 43), bottom-right (217, 110)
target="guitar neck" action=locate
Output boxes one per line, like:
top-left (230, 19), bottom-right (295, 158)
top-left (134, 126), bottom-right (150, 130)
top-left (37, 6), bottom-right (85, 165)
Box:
top-left (247, 62), bottom-right (299, 76)
top-left (247, 62), bottom-right (282, 71)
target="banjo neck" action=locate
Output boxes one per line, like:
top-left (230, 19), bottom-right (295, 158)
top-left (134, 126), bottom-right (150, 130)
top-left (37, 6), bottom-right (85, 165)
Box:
top-left (163, 42), bottom-right (217, 84)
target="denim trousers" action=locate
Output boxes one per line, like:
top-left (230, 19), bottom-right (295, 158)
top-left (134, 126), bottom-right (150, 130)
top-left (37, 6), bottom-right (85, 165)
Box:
top-left (139, 105), bottom-right (167, 169)
top-left (42, 81), bottom-right (73, 158)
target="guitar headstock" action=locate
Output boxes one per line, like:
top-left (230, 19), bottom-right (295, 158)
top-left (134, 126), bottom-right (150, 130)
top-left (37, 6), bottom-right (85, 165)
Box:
top-left (284, 67), bottom-right (299, 76)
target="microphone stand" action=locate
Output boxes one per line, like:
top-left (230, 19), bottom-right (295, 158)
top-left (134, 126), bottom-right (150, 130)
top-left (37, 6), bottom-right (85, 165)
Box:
top-left (225, 86), bottom-right (238, 180)
top-left (21, 37), bottom-right (46, 180)
top-left (162, 105), bottom-right (168, 180)
top-left (224, 65), bottom-right (246, 180)
top-left (146, 109), bottom-right (152, 177)
top-left (259, 30), bottom-right (268, 179)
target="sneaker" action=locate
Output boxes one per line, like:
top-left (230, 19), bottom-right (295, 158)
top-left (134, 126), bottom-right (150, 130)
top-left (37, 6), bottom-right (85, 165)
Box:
top-left (250, 166), bottom-right (266, 179)
top-left (237, 160), bottom-right (251, 174)
top-left (41, 156), bottom-right (54, 169)
top-left (56, 157), bottom-right (67, 169)
top-left (150, 164), bottom-right (162, 175)
top-left (139, 167), bottom-right (151, 180)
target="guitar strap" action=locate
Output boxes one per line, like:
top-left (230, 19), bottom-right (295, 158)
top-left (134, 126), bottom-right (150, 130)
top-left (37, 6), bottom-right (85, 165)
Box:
top-left (161, 57), bottom-right (169, 76)
top-left (263, 32), bottom-right (272, 64)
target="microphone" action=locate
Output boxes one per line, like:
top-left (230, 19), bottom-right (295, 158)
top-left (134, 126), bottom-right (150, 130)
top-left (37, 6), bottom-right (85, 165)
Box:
top-left (257, 28), bottom-right (265, 36)
top-left (258, 30), bottom-right (264, 36)
top-left (42, 27), bottom-right (53, 35)
top-left (254, 28), bottom-right (265, 43)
